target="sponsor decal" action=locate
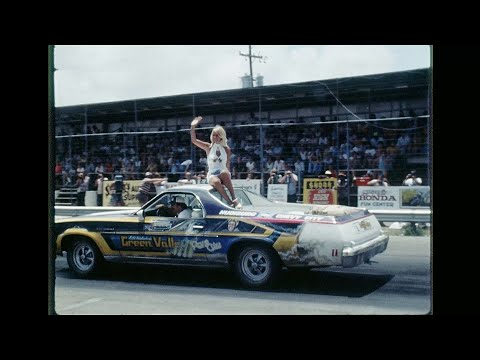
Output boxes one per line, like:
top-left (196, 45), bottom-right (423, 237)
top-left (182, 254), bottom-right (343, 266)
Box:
top-left (354, 219), bottom-right (372, 232)
top-left (274, 214), bottom-right (303, 220)
top-left (151, 220), bottom-right (173, 230)
top-left (121, 235), bottom-right (176, 249)
top-left (191, 239), bottom-right (222, 252)
top-left (119, 235), bottom-right (222, 254)
top-left (273, 214), bottom-right (329, 222)
top-left (171, 240), bottom-right (194, 258)
top-left (304, 215), bottom-right (331, 222)
top-left (171, 239), bottom-right (222, 258)
top-left (126, 235), bottom-right (152, 241)
top-left (219, 210), bottom-right (257, 217)
top-left (227, 219), bottom-right (238, 232)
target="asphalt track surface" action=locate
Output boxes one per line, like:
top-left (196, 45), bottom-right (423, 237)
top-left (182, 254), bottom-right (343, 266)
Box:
top-left (52, 235), bottom-right (431, 315)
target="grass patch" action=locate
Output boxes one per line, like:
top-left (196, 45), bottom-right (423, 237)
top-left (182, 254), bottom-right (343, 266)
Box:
top-left (403, 223), bottom-right (425, 236)
top-left (382, 224), bottom-right (430, 237)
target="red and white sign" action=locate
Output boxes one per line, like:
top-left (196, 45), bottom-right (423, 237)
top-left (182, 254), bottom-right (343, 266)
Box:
top-left (307, 188), bottom-right (336, 205)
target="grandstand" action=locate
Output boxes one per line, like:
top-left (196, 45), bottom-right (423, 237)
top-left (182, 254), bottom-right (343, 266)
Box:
top-left (54, 68), bottom-right (431, 206)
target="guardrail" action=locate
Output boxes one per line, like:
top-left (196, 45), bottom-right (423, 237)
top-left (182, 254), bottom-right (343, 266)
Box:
top-left (54, 206), bottom-right (431, 223)
top-left (366, 208), bottom-right (431, 223)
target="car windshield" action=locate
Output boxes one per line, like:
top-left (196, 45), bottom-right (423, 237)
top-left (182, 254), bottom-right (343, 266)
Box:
top-left (242, 189), bottom-right (277, 206)
top-left (141, 192), bottom-right (202, 217)
top-left (209, 188), bottom-right (277, 207)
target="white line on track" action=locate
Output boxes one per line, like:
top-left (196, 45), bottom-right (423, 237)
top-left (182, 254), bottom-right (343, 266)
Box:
top-left (60, 298), bottom-right (103, 311)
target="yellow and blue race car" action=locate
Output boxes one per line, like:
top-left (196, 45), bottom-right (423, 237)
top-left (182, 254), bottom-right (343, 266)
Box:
top-left (55, 185), bottom-right (389, 288)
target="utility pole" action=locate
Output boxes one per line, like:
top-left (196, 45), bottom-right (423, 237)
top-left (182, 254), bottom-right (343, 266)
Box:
top-left (239, 45), bottom-right (265, 87)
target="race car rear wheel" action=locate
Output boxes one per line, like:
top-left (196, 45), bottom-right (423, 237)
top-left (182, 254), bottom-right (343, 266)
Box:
top-left (67, 238), bottom-right (103, 278)
top-left (234, 246), bottom-right (280, 288)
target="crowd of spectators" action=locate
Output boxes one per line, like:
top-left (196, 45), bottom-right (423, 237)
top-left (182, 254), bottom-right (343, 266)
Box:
top-left (55, 112), bottom-right (429, 195)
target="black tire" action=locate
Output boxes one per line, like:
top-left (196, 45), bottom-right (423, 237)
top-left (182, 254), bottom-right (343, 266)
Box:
top-left (67, 238), bottom-right (103, 278)
top-left (234, 246), bottom-right (281, 289)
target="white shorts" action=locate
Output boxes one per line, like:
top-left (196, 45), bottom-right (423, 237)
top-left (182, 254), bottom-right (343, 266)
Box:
top-left (207, 169), bottom-right (229, 183)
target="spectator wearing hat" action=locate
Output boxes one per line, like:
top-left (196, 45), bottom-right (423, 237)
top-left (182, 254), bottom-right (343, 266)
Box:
top-left (318, 169), bottom-right (333, 179)
top-left (136, 172), bottom-right (168, 206)
top-left (170, 196), bottom-right (192, 219)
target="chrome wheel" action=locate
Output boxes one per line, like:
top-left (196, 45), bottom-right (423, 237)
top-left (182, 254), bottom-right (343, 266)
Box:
top-left (67, 239), bottom-right (102, 277)
top-left (241, 249), bottom-right (270, 282)
top-left (234, 246), bottom-right (280, 288)
top-left (72, 243), bottom-right (95, 272)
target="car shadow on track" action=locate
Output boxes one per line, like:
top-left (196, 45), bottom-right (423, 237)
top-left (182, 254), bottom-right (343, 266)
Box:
top-left (56, 260), bottom-right (394, 298)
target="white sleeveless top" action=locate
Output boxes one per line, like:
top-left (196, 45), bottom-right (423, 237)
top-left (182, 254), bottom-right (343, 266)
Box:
top-left (207, 143), bottom-right (227, 177)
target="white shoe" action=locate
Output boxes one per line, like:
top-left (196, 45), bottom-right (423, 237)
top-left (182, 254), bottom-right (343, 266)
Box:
top-left (232, 199), bottom-right (242, 209)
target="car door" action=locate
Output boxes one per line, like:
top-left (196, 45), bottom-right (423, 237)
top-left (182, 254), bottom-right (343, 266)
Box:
top-left (102, 217), bottom-right (145, 255)
top-left (118, 192), bottom-right (208, 263)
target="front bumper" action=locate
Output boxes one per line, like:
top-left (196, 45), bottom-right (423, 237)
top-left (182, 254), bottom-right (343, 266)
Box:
top-left (341, 233), bottom-right (389, 268)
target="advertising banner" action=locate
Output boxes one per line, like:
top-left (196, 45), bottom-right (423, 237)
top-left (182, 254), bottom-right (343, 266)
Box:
top-left (103, 180), bottom-right (143, 207)
top-left (357, 186), bottom-right (399, 209)
top-left (232, 179), bottom-right (262, 194)
top-left (357, 186), bottom-right (430, 209)
top-left (303, 178), bottom-right (338, 205)
top-left (306, 188), bottom-right (337, 205)
top-left (400, 187), bottom-right (431, 208)
top-left (267, 184), bottom-right (288, 202)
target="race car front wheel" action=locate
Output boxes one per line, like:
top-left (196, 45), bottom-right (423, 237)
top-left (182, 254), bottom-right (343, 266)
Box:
top-left (234, 246), bottom-right (280, 289)
top-left (67, 238), bottom-right (103, 278)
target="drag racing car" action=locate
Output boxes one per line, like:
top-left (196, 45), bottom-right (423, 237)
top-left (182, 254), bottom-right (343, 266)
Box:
top-left (55, 184), bottom-right (389, 288)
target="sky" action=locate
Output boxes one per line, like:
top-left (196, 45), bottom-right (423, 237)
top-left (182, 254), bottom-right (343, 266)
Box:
top-left (54, 45), bottom-right (431, 107)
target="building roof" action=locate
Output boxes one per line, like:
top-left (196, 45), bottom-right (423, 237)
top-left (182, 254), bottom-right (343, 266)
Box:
top-left (55, 68), bottom-right (429, 126)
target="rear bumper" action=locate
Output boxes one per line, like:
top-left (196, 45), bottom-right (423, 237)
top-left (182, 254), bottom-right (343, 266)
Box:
top-left (341, 233), bottom-right (389, 268)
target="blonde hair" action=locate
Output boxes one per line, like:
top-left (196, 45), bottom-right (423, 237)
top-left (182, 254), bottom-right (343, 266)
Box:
top-left (210, 125), bottom-right (228, 147)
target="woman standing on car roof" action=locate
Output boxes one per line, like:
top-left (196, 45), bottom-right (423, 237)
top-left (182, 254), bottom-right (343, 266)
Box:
top-left (190, 116), bottom-right (241, 209)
